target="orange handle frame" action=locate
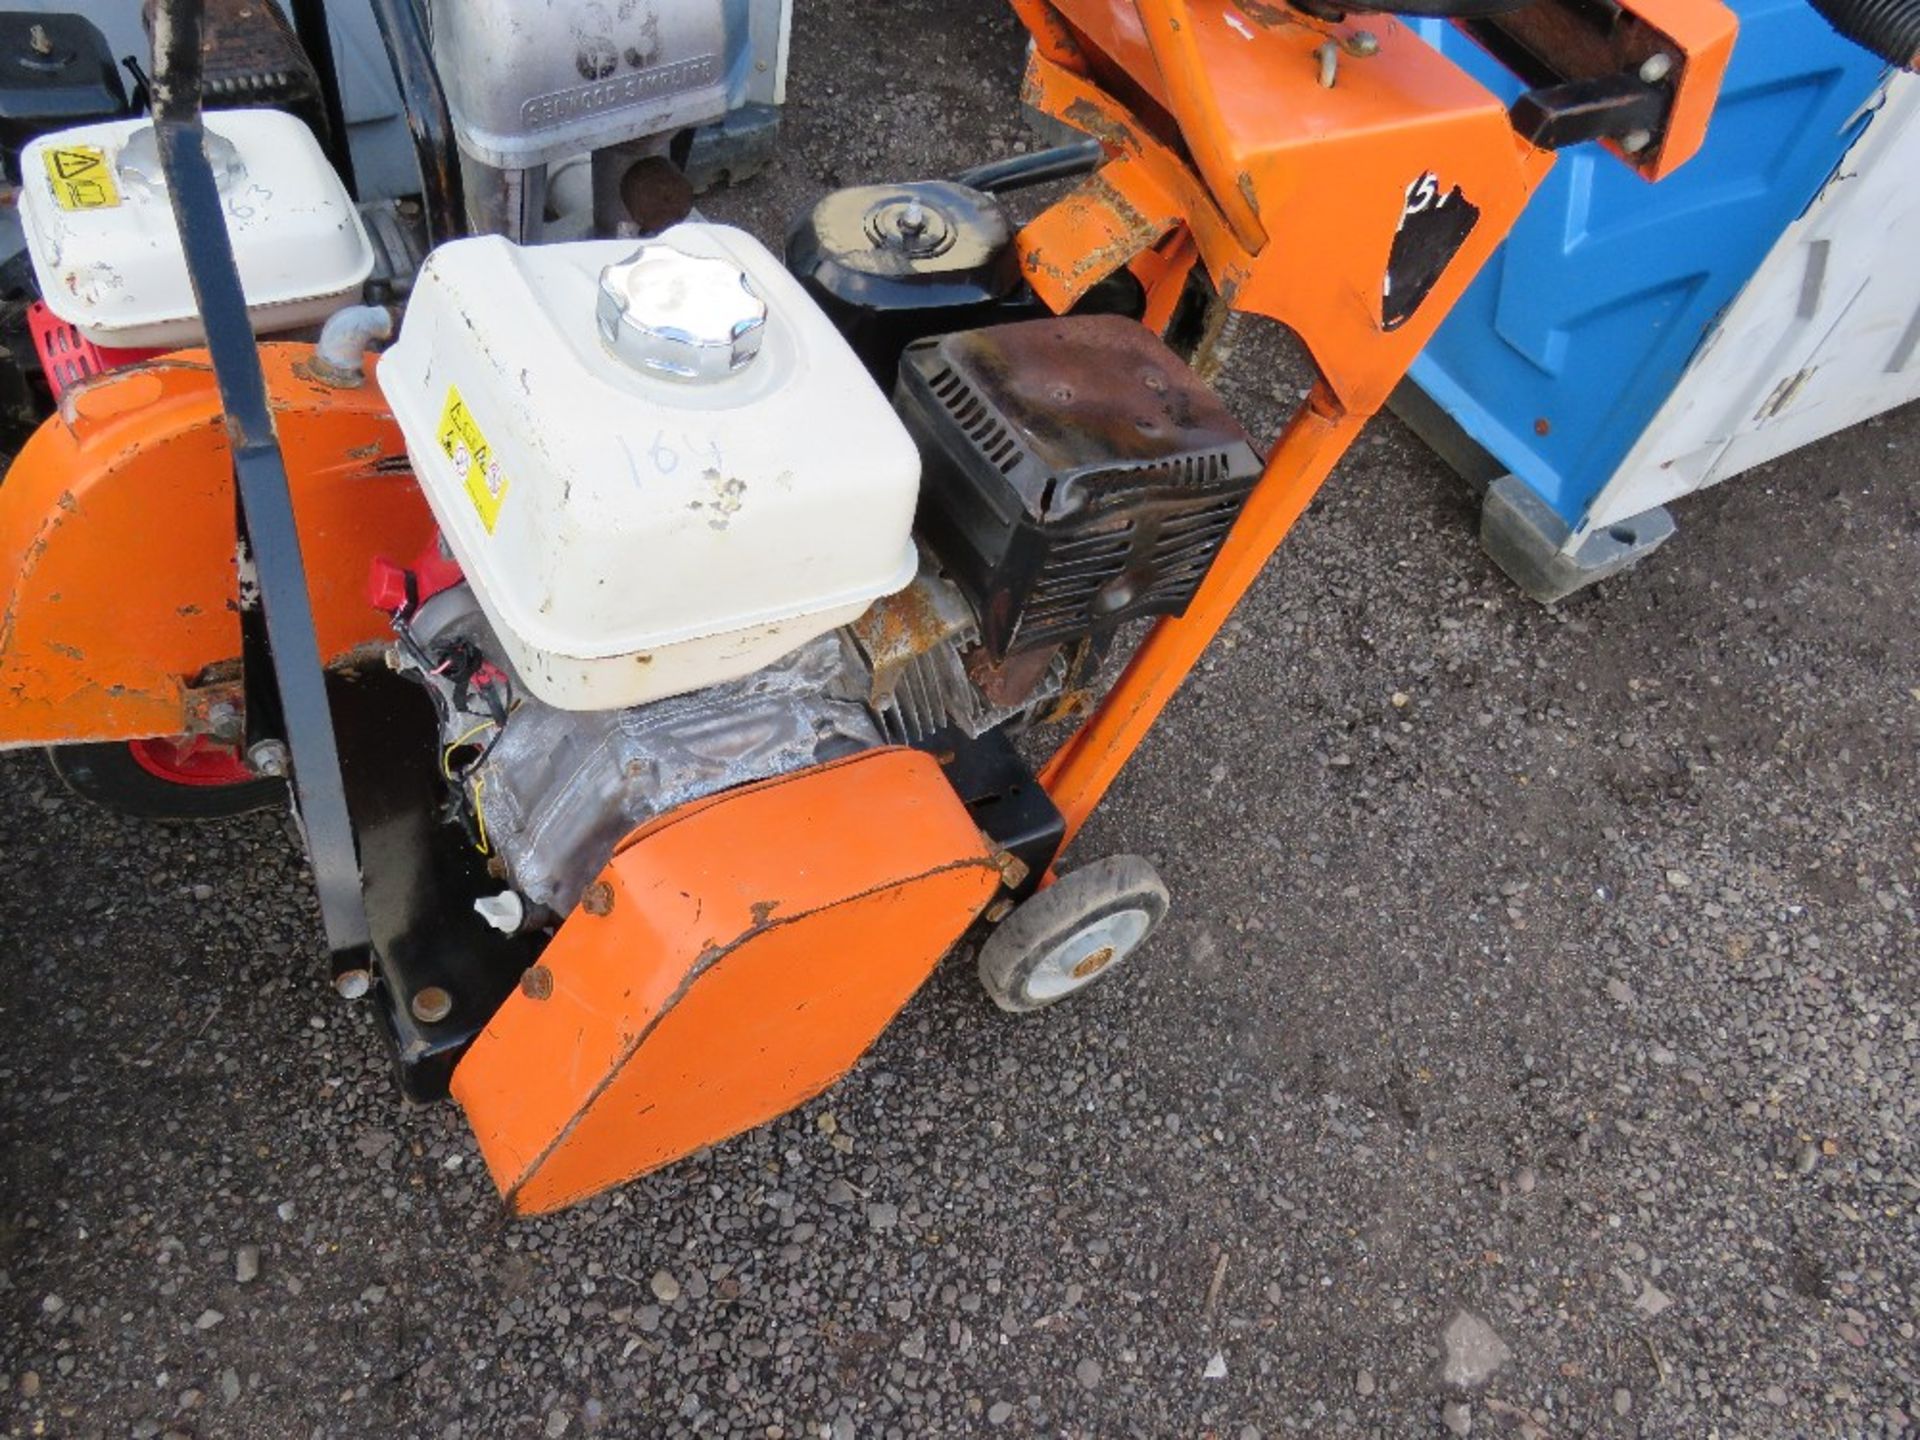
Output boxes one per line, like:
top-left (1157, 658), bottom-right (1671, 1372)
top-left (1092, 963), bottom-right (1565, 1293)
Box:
top-left (1016, 0), bottom-right (1733, 845)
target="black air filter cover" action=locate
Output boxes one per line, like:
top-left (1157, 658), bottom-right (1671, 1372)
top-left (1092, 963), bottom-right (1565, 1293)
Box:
top-left (141, 0), bottom-right (328, 141)
top-left (0, 13), bottom-right (128, 179)
top-left (787, 180), bottom-right (1023, 383)
top-left (898, 315), bottom-right (1264, 661)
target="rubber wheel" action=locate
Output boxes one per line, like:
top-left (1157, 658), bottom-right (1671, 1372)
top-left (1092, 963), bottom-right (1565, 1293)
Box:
top-left (977, 854), bottom-right (1169, 1013)
top-left (46, 740), bottom-right (285, 821)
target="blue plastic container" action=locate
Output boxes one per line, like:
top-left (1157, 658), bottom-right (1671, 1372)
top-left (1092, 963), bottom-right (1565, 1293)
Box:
top-left (1407, 2), bottom-right (1887, 529)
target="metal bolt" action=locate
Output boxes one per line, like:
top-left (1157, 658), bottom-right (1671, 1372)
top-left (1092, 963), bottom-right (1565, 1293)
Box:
top-left (28, 23), bottom-right (53, 56)
top-left (334, 968), bottom-right (372, 1001)
top-left (410, 986), bottom-right (454, 1024)
top-left (520, 965), bottom-right (555, 1001)
top-left (581, 880), bottom-right (616, 917)
top-left (204, 701), bottom-right (244, 743)
top-left (985, 898), bottom-right (1016, 924)
top-left (994, 850), bottom-right (1031, 890)
top-left (1344, 29), bottom-right (1380, 57)
top-left (1638, 52), bottom-right (1673, 83)
top-left (1315, 40), bottom-right (1339, 89)
top-left (898, 198), bottom-right (928, 236)
top-left (1071, 945), bottom-right (1117, 980)
top-left (247, 739), bottom-right (289, 778)
top-left (1621, 129), bottom-right (1653, 154)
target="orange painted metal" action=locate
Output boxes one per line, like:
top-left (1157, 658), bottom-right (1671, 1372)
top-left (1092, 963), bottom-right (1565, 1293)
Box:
top-left (1130, 228), bottom-right (1201, 335)
top-left (1602, 0), bottom-right (1736, 178)
top-left (1042, 390), bottom-right (1367, 833)
top-left (452, 748), bottom-right (1004, 1215)
top-left (0, 349), bottom-right (431, 747)
top-left (1007, 0), bottom-right (1093, 69)
top-left (1016, 0), bottom-right (1730, 841)
top-left (1019, 8), bottom-right (1555, 839)
top-left (1046, 0), bottom-right (1733, 182)
top-left (1023, 11), bottom-right (1556, 411)
top-left (1016, 61), bottom-right (1236, 318)
top-left (1131, 1), bottom-right (1271, 254)
top-left (1015, 153), bottom-right (1184, 313)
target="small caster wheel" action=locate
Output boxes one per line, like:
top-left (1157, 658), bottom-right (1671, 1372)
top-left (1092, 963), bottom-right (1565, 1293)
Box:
top-left (46, 738), bottom-right (285, 821)
top-left (977, 854), bottom-right (1169, 1013)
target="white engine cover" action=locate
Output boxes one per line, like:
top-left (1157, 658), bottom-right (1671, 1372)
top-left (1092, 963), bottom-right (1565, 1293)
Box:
top-left (19, 110), bottom-right (373, 349)
top-left (429, 0), bottom-right (732, 171)
top-left (378, 225), bottom-right (920, 711)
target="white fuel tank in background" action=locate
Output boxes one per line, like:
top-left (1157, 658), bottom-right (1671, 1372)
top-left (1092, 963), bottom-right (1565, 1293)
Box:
top-left (378, 223), bottom-right (921, 712)
top-left (18, 109), bottom-right (374, 349)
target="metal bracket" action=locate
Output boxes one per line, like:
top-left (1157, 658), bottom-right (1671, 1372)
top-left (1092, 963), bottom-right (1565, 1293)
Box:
top-left (366, 0), bottom-right (466, 245)
top-left (1461, 3), bottom-right (1678, 153)
top-left (1508, 72), bottom-right (1667, 149)
top-left (151, 0), bottom-right (373, 983)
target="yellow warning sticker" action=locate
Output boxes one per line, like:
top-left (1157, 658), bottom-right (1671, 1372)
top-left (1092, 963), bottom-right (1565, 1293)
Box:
top-left (42, 145), bottom-right (120, 211)
top-left (437, 385), bottom-right (510, 534)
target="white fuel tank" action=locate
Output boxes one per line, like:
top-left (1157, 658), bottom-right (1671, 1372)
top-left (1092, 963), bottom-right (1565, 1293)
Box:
top-left (18, 110), bottom-right (374, 349)
top-left (378, 224), bottom-right (921, 711)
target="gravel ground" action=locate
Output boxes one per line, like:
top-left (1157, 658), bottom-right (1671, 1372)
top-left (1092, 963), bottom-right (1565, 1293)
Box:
top-left (3, 3), bottom-right (1916, 1437)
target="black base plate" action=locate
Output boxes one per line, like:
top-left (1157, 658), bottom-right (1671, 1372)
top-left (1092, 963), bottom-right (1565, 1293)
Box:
top-left (330, 668), bottom-right (541, 1101)
top-left (930, 725), bottom-right (1064, 901)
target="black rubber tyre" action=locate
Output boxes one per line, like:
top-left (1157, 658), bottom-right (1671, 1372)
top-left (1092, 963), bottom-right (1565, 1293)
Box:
top-left (46, 742), bottom-right (286, 821)
top-left (977, 854), bottom-right (1170, 1013)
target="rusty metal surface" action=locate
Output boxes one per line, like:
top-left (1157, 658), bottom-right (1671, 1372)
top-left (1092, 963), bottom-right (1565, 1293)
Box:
top-left (0, 348), bottom-right (432, 748)
top-left (1016, 160), bottom-right (1182, 312)
top-left (1477, 0), bottom-right (1670, 77)
top-left (143, 0), bottom-right (322, 109)
top-left (847, 559), bottom-right (1067, 744)
top-left (1020, 58), bottom-right (1251, 308)
top-left (179, 676), bottom-right (244, 739)
top-left (965, 640), bottom-right (1062, 710)
top-left (907, 313), bottom-right (1259, 521)
top-left (846, 559), bottom-right (979, 705)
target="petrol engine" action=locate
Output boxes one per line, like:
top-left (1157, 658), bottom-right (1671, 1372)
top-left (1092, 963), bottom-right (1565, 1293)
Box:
top-left (0, 0), bottom-right (789, 454)
top-left (0, 2), bottom-right (1265, 1100)
top-left (374, 190), bottom-right (1263, 937)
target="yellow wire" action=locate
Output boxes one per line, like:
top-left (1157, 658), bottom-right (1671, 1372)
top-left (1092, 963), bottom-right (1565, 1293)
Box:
top-left (440, 719), bottom-right (495, 781)
top-left (439, 719), bottom-right (497, 856)
top-left (472, 775), bottom-right (491, 856)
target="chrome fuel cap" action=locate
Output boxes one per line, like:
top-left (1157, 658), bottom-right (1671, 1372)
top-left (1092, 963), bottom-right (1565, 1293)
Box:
top-left (596, 242), bottom-right (768, 383)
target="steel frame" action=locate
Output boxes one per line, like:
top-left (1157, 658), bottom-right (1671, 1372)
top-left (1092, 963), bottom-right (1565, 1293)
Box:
top-left (1012, 0), bottom-right (1731, 845)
